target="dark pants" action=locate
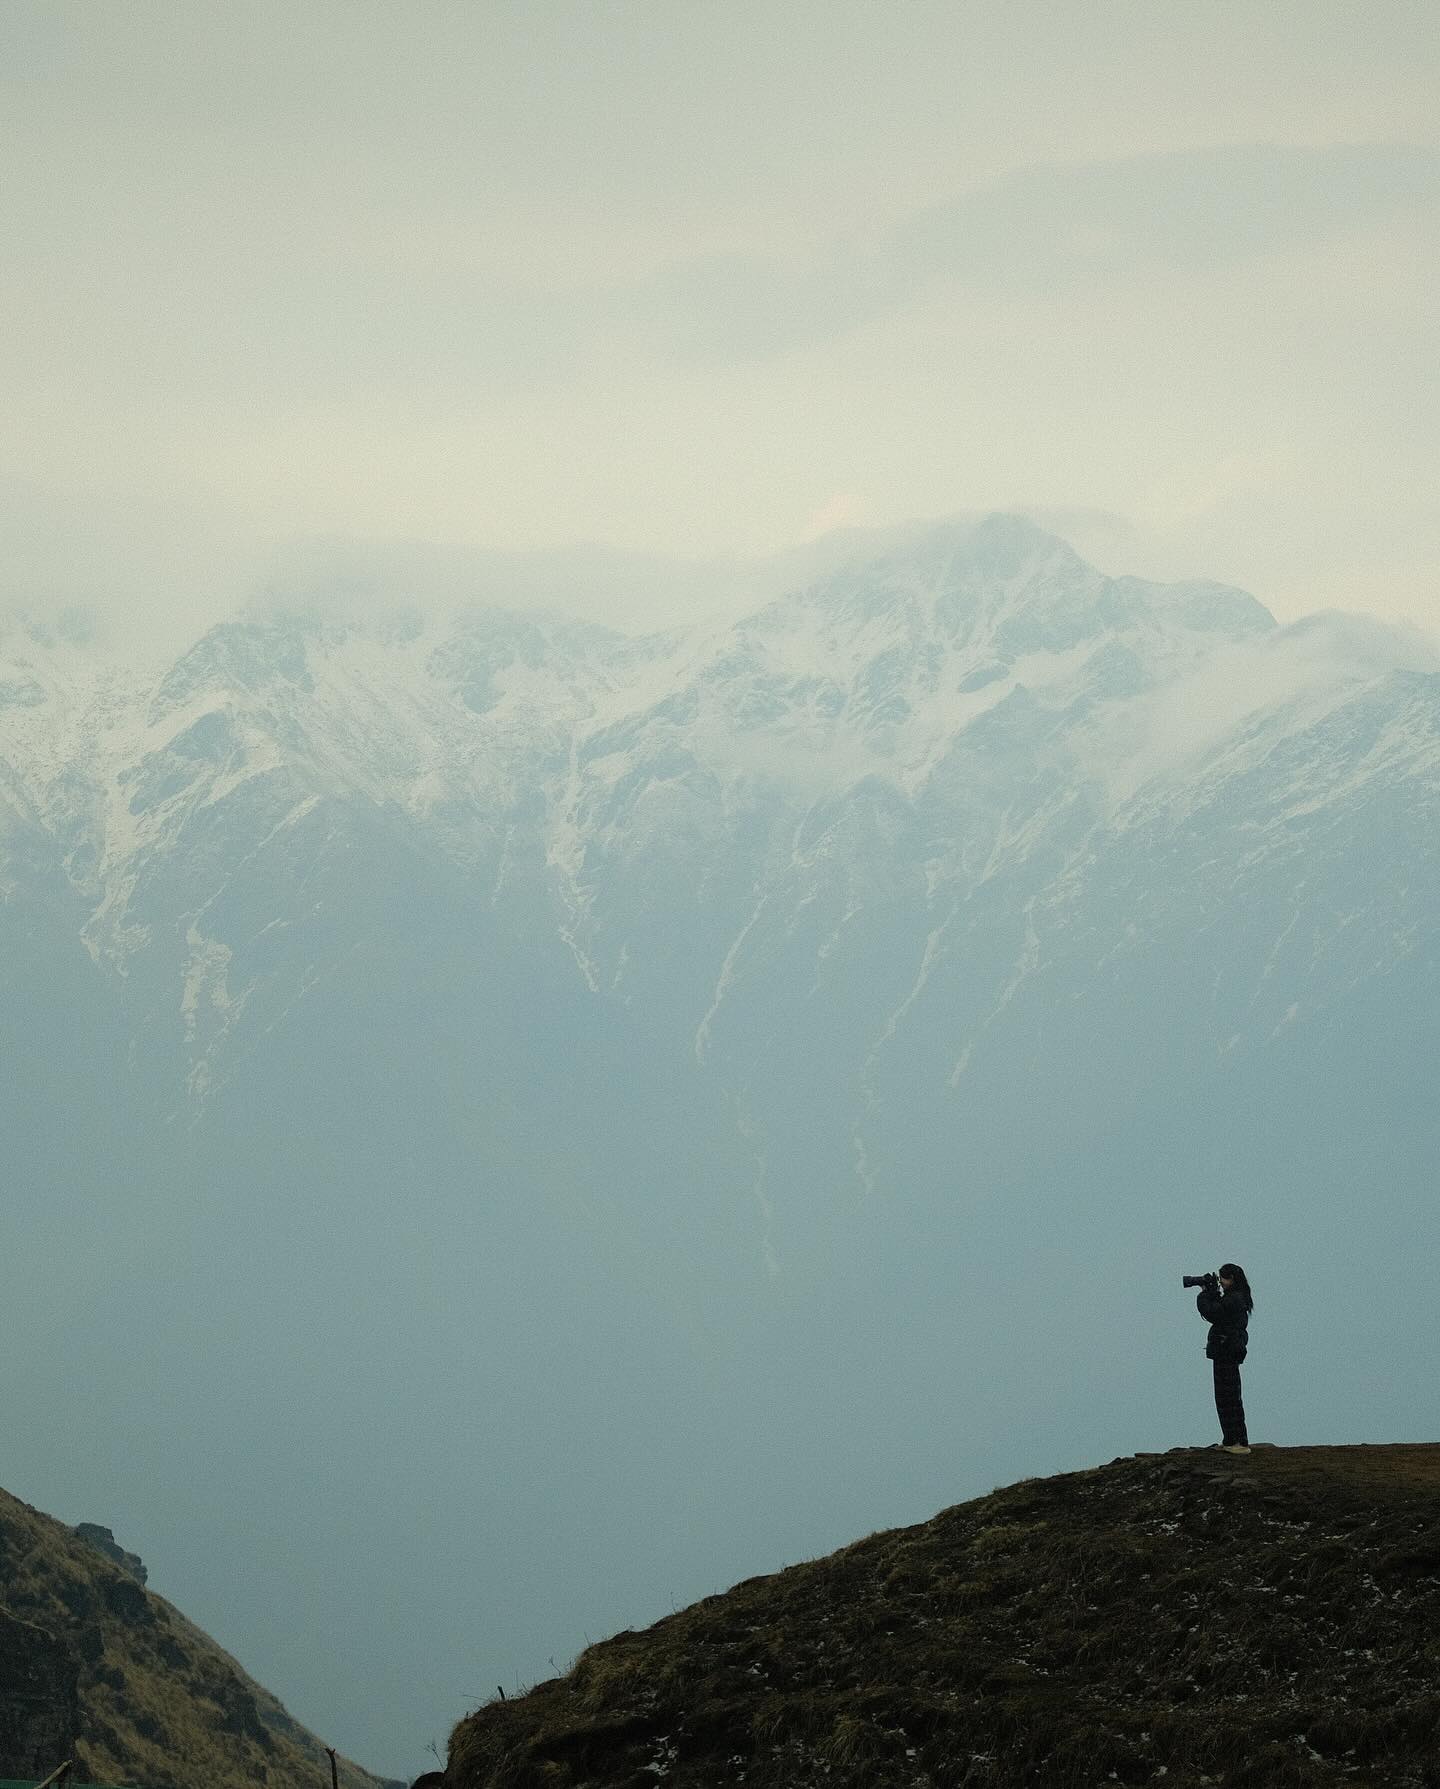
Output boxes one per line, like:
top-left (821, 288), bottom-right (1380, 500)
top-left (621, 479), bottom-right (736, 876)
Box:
top-left (1212, 1359), bottom-right (1248, 1446)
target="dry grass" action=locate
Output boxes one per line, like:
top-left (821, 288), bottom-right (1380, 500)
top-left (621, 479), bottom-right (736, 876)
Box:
top-left (0, 1487), bottom-right (396, 1789)
top-left (445, 1444), bottom-right (1440, 1789)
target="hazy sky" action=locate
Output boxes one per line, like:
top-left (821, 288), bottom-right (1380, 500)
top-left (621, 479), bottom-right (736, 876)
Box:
top-left (5, 14), bottom-right (1440, 1775)
top-left (2, 1), bottom-right (1437, 633)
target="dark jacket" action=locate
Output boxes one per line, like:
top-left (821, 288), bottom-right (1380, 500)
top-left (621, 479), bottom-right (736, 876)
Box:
top-left (1197, 1284), bottom-right (1249, 1362)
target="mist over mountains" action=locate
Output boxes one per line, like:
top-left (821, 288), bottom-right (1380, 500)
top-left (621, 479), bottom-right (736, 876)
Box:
top-left (3, 514), bottom-right (1437, 1777)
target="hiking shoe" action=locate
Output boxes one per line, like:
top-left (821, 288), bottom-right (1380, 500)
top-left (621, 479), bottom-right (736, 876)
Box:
top-left (1222, 1444), bottom-right (1252, 1455)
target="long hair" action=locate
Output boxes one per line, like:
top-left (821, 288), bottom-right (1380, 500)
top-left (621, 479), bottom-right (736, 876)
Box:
top-left (1220, 1263), bottom-right (1254, 1312)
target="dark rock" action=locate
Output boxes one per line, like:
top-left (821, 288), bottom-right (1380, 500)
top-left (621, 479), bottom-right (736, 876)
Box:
top-left (100, 1574), bottom-right (151, 1624)
top-left (0, 1603), bottom-right (80, 1778)
top-left (72, 1523), bottom-right (147, 1586)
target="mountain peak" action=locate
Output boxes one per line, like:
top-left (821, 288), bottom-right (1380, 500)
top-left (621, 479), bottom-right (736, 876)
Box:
top-left (743, 514), bottom-right (1271, 683)
top-left (812, 510), bottom-right (1084, 600)
top-left (152, 618), bottom-right (315, 715)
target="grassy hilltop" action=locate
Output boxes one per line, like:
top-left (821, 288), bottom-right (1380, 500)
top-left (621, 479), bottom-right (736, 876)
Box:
top-left (445, 1446), bottom-right (1440, 1789)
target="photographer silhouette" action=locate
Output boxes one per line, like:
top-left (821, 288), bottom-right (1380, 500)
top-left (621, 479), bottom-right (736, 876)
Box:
top-left (1189, 1263), bottom-right (1253, 1453)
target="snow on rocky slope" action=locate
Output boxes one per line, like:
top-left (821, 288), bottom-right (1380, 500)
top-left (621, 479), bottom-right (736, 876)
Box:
top-left (2, 512), bottom-right (1436, 1124)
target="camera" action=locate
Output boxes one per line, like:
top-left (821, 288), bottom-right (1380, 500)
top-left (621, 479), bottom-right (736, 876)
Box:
top-left (1182, 1273), bottom-right (1219, 1291)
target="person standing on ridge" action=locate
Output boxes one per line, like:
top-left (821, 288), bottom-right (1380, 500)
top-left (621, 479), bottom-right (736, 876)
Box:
top-left (1196, 1263), bottom-right (1252, 1453)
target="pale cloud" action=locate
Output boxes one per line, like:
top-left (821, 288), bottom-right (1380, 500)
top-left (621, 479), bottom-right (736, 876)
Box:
top-left (802, 494), bottom-right (866, 540)
top-left (1137, 450), bottom-right (1302, 533)
top-left (0, 2), bottom-right (1436, 633)
top-left (1085, 608), bottom-right (1440, 805)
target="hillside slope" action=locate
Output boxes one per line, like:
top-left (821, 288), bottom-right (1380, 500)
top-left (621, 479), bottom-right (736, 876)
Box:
top-left (446, 1445), bottom-right (1440, 1789)
top-left (0, 1487), bottom-right (399, 1789)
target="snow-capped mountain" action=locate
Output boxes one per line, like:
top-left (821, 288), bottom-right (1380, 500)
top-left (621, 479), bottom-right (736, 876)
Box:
top-left (5, 514), bottom-right (1438, 1771)
top-left (5, 514), bottom-right (1434, 1163)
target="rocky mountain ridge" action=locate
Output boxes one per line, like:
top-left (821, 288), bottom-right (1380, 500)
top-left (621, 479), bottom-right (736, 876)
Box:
top-left (0, 1485), bottom-right (397, 1788)
top-left (3, 513), bottom-right (1434, 1119)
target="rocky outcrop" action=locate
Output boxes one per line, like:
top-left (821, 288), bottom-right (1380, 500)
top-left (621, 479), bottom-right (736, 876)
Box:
top-left (72, 1524), bottom-right (147, 1587)
top-left (0, 1487), bottom-right (392, 1789)
top-left (0, 1603), bottom-right (79, 1780)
